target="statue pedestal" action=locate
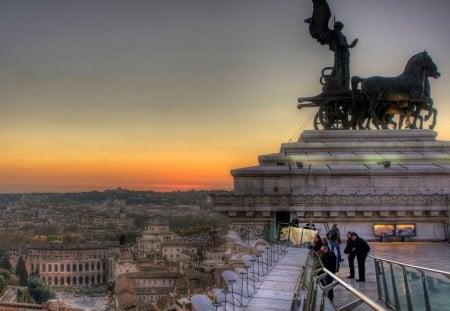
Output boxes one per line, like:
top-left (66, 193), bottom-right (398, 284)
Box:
top-left (212, 130), bottom-right (450, 241)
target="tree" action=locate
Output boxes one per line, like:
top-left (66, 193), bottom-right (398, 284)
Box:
top-left (0, 274), bottom-right (6, 294)
top-left (0, 257), bottom-right (12, 271)
top-left (28, 276), bottom-right (55, 304)
top-left (15, 256), bottom-right (28, 286)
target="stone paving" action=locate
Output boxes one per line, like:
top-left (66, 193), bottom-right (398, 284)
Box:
top-left (244, 247), bottom-right (308, 311)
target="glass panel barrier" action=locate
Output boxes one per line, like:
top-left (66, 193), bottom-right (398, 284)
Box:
top-left (374, 259), bottom-right (386, 303)
top-left (391, 264), bottom-right (407, 311)
top-left (371, 255), bottom-right (450, 311)
top-left (382, 261), bottom-right (394, 308)
top-left (407, 269), bottom-right (426, 311)
top-left (426, 272), bottom-right (450, 311)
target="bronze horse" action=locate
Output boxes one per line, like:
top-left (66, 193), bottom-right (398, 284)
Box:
top-left (352, 51), bottom-right (440, 129)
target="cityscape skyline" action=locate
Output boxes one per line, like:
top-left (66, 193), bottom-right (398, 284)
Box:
top-left (1, 0), bottom-right (450, 193)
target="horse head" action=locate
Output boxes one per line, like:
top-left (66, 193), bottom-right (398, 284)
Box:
top-left (421, 51), bottom-right (440, 79)
top-left (404, 51), bottom-right (440, 80)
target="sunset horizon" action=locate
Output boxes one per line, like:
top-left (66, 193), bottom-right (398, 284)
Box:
top-left (1, 0), bottom-right (450, 193)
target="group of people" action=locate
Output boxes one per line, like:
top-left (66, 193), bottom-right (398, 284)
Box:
top-left (308, 223), bottom-right (370, 282)
top-left (306, 223), bottom-right (371, 302)
top-left (288, 218), bottom-right (371, 285)
top-left (289, 216), bottom-right (316, 230)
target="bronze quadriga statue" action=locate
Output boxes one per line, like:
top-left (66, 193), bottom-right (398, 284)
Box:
top-left (298, 0), bottom-right (440, 130)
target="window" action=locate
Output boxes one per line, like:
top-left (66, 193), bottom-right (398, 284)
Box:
top-left (373, 224), bottom-right (395, 237)
top-left (396, 224), bottom-right (417, 237)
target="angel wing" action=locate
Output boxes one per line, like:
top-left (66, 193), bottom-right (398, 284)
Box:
top-left (304, 0), bottom-right (333, 46)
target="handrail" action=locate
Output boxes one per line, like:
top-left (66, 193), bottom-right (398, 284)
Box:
top-left (369, 254), bottom-right (450, 276)
top-left (321, 267), bottom-right (386, 311)
top-left (297, 251), bottom-right (387, 311)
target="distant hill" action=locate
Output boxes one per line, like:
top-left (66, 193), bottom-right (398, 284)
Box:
top-left (0, 189), bottom-right (230, 208)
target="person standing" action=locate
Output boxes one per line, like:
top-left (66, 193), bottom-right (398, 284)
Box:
top-left (290, 216), bottom-right (300, 227)
top-left (351, 232), bottom-right (370, 282)
top-left (304, 219), bottom-right (316, 230)
top-left (344, 231), bottom-right (356, 279)
top-left (327, 224), bottom-right (343, 262)
top-left (319, 245), bottom-right (337, 302)
top-left (312, 234), bottom-right (323, 252)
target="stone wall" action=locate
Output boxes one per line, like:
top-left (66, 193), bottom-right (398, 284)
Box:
top-left (212, 130), bottom-right (450, 241)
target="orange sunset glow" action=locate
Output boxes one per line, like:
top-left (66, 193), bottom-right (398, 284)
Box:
top-left (1, 0), bottom-right (450, 193)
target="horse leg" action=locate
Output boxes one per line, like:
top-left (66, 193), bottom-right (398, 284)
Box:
top-left (409, 103), bottom-right (420, 129)
top-left (377, 105), bottom-right (389, 130)
top-left (359, 110), bottom-right (371, 130)
top-left (385, 114), bottom-right (397, 129)
top-left (370, 99), bottom-right (384, 129)
top-left (429, 108), bottom-right (437, 129)
top-left (398, 114), bottom-right (405, 129)
top-left (425, 98), bottom-right (434, 122)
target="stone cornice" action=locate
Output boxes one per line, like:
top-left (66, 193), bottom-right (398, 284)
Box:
top-left (210, 193), bottom-right (449, 207)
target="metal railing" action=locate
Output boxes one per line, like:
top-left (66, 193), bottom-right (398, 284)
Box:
top-left (371, 255), bottom-right (450, 311)
top-left (210, 229), bottom-right (288, 310)
top-left (295, 251), bottom-right (387, 311)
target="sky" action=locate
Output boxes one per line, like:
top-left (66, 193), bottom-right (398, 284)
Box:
top-left (1, 0), bottom-right (450, 193)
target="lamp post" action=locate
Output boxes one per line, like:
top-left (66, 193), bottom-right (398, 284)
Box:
top-left (228, 279), bottom-right (237, 310)
top-left (256, 254), bottom-right (261, 281)
top-left (212, 302), bottom-right (222, 311)
top-left (223, 288), bottom-right (228, 311)
top-left (250, 258), bottom-right (256, 290)
top-left (239, 270), bottom-right (246, 299)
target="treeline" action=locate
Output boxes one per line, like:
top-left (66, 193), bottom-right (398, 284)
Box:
top-left (0, 256), bottom-right (55, 304)
top-left (0, 189), bottom-right (229, 208)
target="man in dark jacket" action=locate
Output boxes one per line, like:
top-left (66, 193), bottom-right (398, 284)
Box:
top-left (319, 245), bottom-right (337, 301)
top-left (344, 231), bottom-right (356, 279)
top-left (290, 216), bottom-right (300, 227)
top-left (350, 232), bottom-right (370, 282)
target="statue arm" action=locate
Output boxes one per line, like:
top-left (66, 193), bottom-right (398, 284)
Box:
top-left (337, 33), bottom-right (358, 49)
